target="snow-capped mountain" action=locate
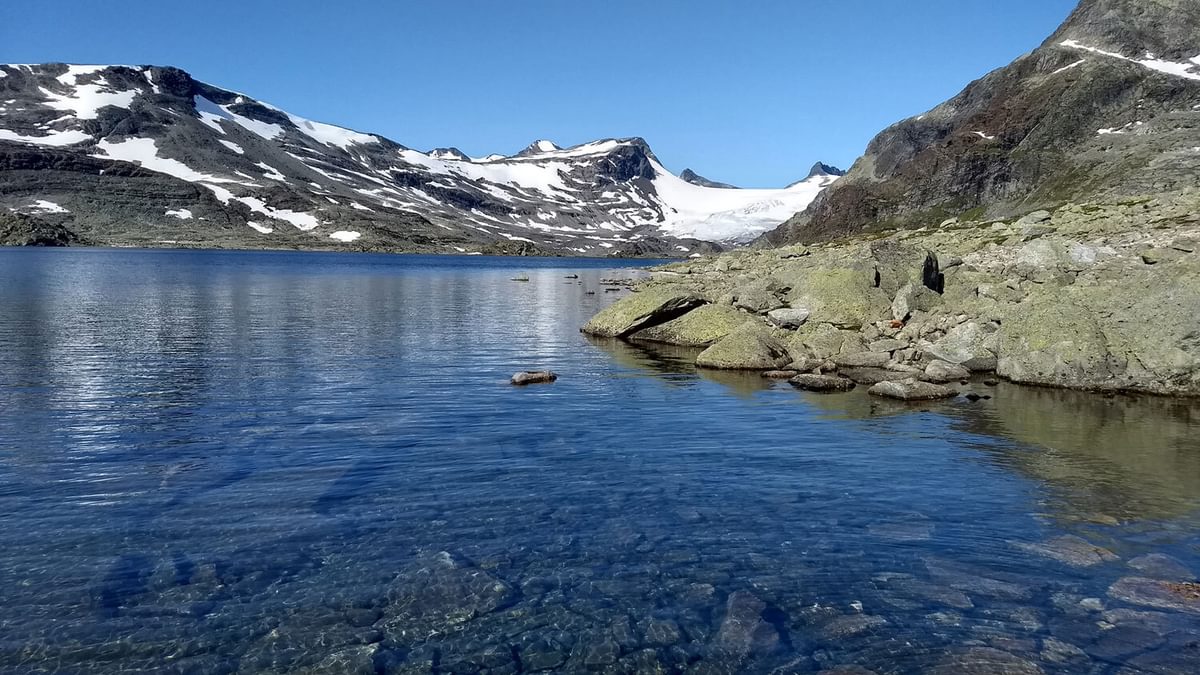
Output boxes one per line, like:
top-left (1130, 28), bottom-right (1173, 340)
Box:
top-left (0, 64), bottom-right (835, 254)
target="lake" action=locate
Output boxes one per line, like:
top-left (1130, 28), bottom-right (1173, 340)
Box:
top-left (1, 248), bottom-right (1198, 674)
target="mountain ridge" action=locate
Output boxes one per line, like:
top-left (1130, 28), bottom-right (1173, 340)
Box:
top-left (0, 63), bottom-right (833, 254)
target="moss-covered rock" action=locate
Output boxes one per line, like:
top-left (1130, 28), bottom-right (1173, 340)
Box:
top-left (695, 322), bottom-right (792, 370)
top-left (581, 289), bottom-right (706, 338)
top-left (629, 304), bottom-right (752, 347)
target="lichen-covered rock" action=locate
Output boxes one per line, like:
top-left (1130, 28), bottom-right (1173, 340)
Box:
top-left (892, 282), bottom-right (941, 321)
top-left (832, 351), bottom-right (891, 368)
top-left (581, 289), bottom-right (706, 338)
top-left (869, 379), bottom-right (958, 401)
top-left (696, 322), bottom-right (791, 370)
top-left (629, 304), bottom-right (751, 347)
top-left (766, 307), bottom-right (810, 329)
top-left (779, 265), bottom-right (891, 330)
top-left (926, 321), bottom-right (999, 370)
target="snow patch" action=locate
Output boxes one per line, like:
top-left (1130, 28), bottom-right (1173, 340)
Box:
top-left (165, 208), bottom-right (193, 219)
top-left (93, 138), bottom-right (238, 184)
top-left (329, 230), bottom-right (362, 242)
top-left (0, 128), bottom-right (91, 146)
top-left (29, 200), bottom-right (68, 213)
top-left (1051, 58), bottom-right (1086, 75)
top-left (287, 114), bottom-right (378, 149)
top-left (973, 131), bottom-right (996, 141)
top-left (246, 221), bottom-right (273, 234)
top-left (193, 96), bottom-right (283, 140)
top-left (218, 139), bottom-right (245, 154)
top-left (1061, 40), bottom-right (1200, 81)
top-left (256, 162), bottom-right (286, 181)
top-left (39, 78), bottom-right (137, 120)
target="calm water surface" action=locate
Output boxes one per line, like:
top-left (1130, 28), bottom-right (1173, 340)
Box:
top-left (1, 248), bottom-right (1198, 674)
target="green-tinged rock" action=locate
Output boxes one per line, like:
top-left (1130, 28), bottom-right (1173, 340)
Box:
top-left (629, 304), bottom-right (751, 347)
top-left (696, 322), bottom-right (792, 370)
top-left (581, 289), bottom-right (706, 338)
top-left (779, 265), bottom-right (892, 329)
top-left (786, 323), bottom-right (864, 360)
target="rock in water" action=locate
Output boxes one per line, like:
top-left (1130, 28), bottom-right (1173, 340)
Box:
top-left (761, 370), bottom-right (800, 379)
top-left (1108, 577), bottom-right (1200, 614)
top-left (868, 379), bottom-right (958, 401)
top-left (511, 371), bottom-right (558, 385)
top-left (924, 360), bottom-right (972, 383)
top-left (789, 374), bottom-right (856, 393)
top-left (581, 289), bottom-right (707, 338)
top-left (696, 322), bottom-right (791, 370)
top-left (1015, 535), bottom-right (1118, 567)
top-left (714, 591), bottom-right (780, 659)
top-left (382, 551), bottom-right (516, 639)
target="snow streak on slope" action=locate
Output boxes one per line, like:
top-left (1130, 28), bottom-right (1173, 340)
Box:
top-left (1060, 40), bottom-right (1200, 81)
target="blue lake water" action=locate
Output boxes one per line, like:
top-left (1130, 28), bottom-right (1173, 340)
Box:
top-left (1, 248), bottom-right (1199, 674)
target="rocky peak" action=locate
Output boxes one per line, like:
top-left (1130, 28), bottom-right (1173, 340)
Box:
top-left (515, 139), bottom-right (561, 156)
top-left (429, 147), bottom-right (470, 161)
top-left (680, 169), bottom-right (739, 189)
top-left (805, 162), bottom-right (845, 179)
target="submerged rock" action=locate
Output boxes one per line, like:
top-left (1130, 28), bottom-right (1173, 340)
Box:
top-left (762, 370), bottom-right (800, 379)
top-left (790, 374), bottom-right (856, 393)
top-left (581, 289), bottom-right (707, 338)
top-left (926, 647), bottom-right (1044, 675)
top-left (868, 379), bottom-right (958, 401)
top-left (696, 323), bottom-right (792, 370)
top-left (714, 591), bottom-right (780, 658)
top-left (382, 551), bottom-right (516, 639)
top-left (1015, 535), bottom-right (1118, 567)
top-left (1127, 553), bottom-right (1196, 581)
top-left (1108, 577), bottom-right (1200, 614)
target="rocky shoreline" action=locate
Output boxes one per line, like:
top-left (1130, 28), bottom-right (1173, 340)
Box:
top-left (583, 191), bottom-right (1200, 397)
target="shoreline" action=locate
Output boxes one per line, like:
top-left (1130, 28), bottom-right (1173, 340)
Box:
top-left (582, 191), bottom-right (1200, 399)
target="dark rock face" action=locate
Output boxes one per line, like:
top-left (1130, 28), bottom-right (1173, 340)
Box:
top-left (765, 0), bottom-right (1200, 245)
top-left (680, 168), bottom-right (739, 189)
top-left (0, 212), bottom-right (84, 246)
top-left (804, 162), bottom-right (846, 179)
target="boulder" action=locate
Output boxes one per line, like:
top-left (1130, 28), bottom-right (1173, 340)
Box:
top-left (832, 351), bottom-right (892, 368)
top-left (731, 279), bottom-right (786, 314)
top-left (696, 322), bottom-right (792, 370)
top-left (869, 338), bottom-right (907, 353)
top-left (511, 371), bottom-right (558, 385)
top-left (581, 289), bottom-right (706, 338)
top-left (382, 551), bottom-right (516, 637)
top-left (779, 265), bottom-right (891, 329)
top-left (761, 370), bottom-right (799, 379)
top-left (926, 321), bottom-right (999, 370)
top-left (766, 307), bottom-right (811, 329)
top-left (1014, 535), bottom-right (1118, 567)
top-left (789, 374), bottom-right (856, 392)
top-left (892, 282), bottom-right (942, 321)
top-left (923, 360), bottom-right (971, 383)
top-left (1108, 577), bottom-right (1200, 614)
top-left (868, 379), bottom-right (958, 401)
top-left (629, 304), bottom-right (750, 347)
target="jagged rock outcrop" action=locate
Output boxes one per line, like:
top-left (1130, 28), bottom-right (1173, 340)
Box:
top-left (680, 169), bottom-right (739, 189)
top-left (764, 0), bottom-right (1200, 245)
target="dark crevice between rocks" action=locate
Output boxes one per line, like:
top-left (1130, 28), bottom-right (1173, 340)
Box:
top-left (615, 299), bottom-right (710, 339)
top-left (923, 251), bottom-right (945, 294)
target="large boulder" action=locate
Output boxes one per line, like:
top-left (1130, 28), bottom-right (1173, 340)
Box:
top-left (730, 279), bottom-right (786, 314)
top-left (766, 307), bottom-right (810, 329)
top-left (926, 321), bottom-right (1000, 371)
top-left (997, 258), bottom-right (1200, 394)
top-left (924, 360), bottom-right (971, 383)
top-left (581, 289), bottom-right (706, 338)
top-left (696, 322), bottom-right (792, 370)
top-left (779, 265), bottom-right (891, 330)
top-left (892, 282), bottom-right (942, 321)
top-left (629, 304), bottom-right (750, 347)
top-left (786, 323), bottom-right (865, 360)
top-left (789, 374), bottom-right (856, 393)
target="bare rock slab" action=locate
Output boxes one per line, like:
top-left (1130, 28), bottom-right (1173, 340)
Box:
top-left (868, 378), bottom-right (958, 401)
top-left (581, 289), bottom-right (706, 338)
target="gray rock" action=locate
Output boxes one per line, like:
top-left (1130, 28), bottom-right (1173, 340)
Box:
top-left (839, 367), bottom-right (913, 385)
top-left (732, 280), bottom-right (786, 314)
top-left (511, 371), bottom-right (558, 385)
top-left (582, 290), bottom-right (707, 338)
top-left (761, 370), bottom-right (800, 379)
top-left (925, 321), bottom-right (998, 370)
top-left (1017, 210), bottom-right (1052, 226)
top-left (868, 379), bottom-right (958, 401)
top-left (766, 307), bottom-right (811, 329)
top-left (518, 635), bottom-right (568, 671)
top-left (926, 647), bottom-right (1044, 675)
top-left (869, 338), bottom-right (907, 353)
top-left (643, 618), bottom-right (684, 646)
top-left (892, 282), bottom-right (941, 321)
top-left (1021, 225), bottom-right (1057, 240)
top-left (832, 351), bottom-right (892, 368)
top-left (789, 374), bottom-right (856, 393)
top-left (817, 614), bottom-right (888, 640)
top-left (924, 360), bottom-right (971, 383)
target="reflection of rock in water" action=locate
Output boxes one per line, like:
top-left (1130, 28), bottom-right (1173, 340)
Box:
top-left (945, 384), bottom-right (1200, 522)
top-left (585, 335), bottom-right (773, 397)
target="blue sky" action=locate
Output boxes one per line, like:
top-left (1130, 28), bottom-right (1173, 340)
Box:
top-left (2, 1), bottom-right (1078, 186)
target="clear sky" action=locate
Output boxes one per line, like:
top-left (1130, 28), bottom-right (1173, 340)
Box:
top-left (1, 0), bottom-right (1078, 187)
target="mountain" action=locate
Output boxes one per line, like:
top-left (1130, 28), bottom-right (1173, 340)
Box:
top-left (764, 0), bottom-right (1200, 245)
top-left (803, 162), bottom-right (845, 179)
top-left (679, 169), bottom-right (738, 189)
top-left (0, 64), bottom-right (834, 254)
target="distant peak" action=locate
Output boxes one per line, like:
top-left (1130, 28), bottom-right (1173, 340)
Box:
top-left (429, 147), bottom-right (469, 161)
top-left (805, 162), bottom-right (846, 179)
top-left (517, 140), bottom-right (561, 156)
top-left (680, 169), bottom-right (739, 189)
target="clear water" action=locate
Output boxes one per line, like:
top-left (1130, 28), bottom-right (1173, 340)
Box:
top-left (1, 248), bottom-right (1198, 674)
